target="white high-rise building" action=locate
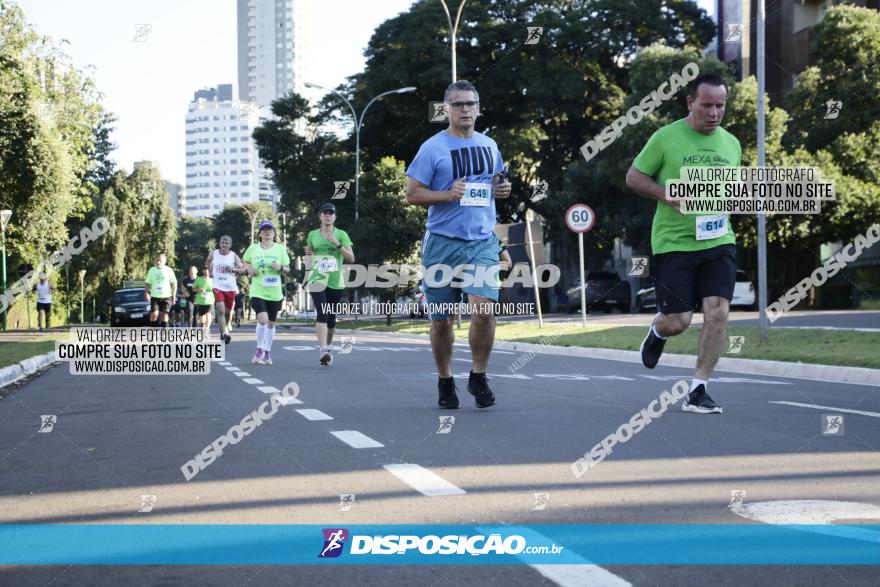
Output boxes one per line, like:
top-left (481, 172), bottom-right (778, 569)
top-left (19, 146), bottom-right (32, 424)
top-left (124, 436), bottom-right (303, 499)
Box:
top-left (237, 0), bottom-right (312, 108)
top-left (184, 84), bottom-right (274, 218)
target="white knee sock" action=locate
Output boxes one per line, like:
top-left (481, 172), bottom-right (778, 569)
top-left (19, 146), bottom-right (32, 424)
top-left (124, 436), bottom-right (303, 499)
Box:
top-left (256, 323), bottom-right (266, 350)
top-left (265, 326), bottom-right (275, 352)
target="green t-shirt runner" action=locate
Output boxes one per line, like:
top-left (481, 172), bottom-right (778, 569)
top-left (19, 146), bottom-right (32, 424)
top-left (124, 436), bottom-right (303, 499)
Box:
top-left (193, 276), bottom-right (214, 306)
top-left (306, 228), bottom-right (353, 290)
top-left (145, 266), bottom-right (176, 298)
top-left (633, 118), bottom-right (742, 254)
top-left (243, 242), bottom-right (290, 302)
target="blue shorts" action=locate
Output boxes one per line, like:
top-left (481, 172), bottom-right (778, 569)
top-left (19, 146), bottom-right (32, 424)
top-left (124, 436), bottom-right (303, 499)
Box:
top-left (421, 231), bottom-right (501, 320)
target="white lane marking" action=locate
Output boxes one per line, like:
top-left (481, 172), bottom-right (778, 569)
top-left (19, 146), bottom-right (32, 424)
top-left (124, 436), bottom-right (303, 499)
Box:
top-left (276, 396), bottom-right (302, 406)
top-left (257, 386), bottom-right (280, 394)
top-left (331, 430), bottom-right (384, 449)
top-left (218, 361), bottom-right (231, 366)
top-left (731, 500), bottom-right (880, 544)
top-left (489, 527), bottom-right (631, 587)
top-left (531, 564), bottom-right (631, 587)
top-left (233, 372), bottom-right (251, 378)
top-left (295, 409), bottom-right (333, 421)
top-left (225, 366), bottom-right (240, 371)
top-left (255, 386), bottom-right (303, 404)
top-left (769, 401), bottom-right (880, 418)
top-left (243, 378), bottom-right (264, 385)
top-left (383, 463), bottom-right (465, 496)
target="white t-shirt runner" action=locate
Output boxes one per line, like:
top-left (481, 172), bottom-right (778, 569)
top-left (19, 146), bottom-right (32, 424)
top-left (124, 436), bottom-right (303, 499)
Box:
top-left (36, 282), bottom-right (52, 304)
top-left (211, 250), bottom-right (239, 292)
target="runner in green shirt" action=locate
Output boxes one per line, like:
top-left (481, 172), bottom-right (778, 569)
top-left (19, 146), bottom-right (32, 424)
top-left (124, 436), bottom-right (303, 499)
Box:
top-left (242, 220), bottom-right (291, 365)
top-left (305, 202), bottom-right (354, 366)
top-left (144, 253), bottom-right (177, 328)
top-left (192, 267), bottom-right (214, 333)
top-left (626, 73), bottom-right (742, 415)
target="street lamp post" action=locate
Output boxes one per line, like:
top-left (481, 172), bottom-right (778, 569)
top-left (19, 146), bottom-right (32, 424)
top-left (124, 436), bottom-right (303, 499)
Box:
top-left (0, 210), bottom-right (10, 331)
top-left (234, 203), bottom-right (257, 244)
top-left (304, 82), bottom-right (416, 221)
top-left (78, 269), bottom-right (86, 324)
top-left (438, 0), bottom-right (468, 82)
top-left (65, 264), bottom-right (70, 324)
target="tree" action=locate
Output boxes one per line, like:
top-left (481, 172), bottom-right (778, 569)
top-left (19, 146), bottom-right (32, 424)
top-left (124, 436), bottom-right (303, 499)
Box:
top-left (0, 1), bottom-right (109, 263)
top-left (175, 216), bottom-right (215, 274)
top-left (81, 165), bottom-right (177, 303)
top-left (784, 5), bottom-right (880, 153)
top-left (252, 92), bottom-right (353, 253)
top-left (350, 156), bottom-right (426, 323)
top-left (212, 201), bottom-right (277, 258)
top-left (340, 0), bottom-right (715, 227)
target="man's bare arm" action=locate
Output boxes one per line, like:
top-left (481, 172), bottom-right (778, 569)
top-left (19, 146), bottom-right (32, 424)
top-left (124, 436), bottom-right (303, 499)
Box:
top-left (625, 165), bottom-right (679, 211)
top-left (405, 177), bottom-right (465, 206)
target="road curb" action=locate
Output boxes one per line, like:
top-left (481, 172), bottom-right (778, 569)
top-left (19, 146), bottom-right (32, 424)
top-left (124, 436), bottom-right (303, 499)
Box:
top-left (329, 328), bottom-right (880, 386)
top-left (0, 351), bottom-right (59, 389)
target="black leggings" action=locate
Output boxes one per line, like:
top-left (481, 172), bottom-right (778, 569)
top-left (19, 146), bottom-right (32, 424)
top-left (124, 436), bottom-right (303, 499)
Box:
top-left (310, 288), bottom-right (344, 328)
top-left (250, 297), bottom-right (282, 322)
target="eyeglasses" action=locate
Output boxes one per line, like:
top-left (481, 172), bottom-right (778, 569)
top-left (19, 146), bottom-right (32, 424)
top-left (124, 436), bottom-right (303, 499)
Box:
top-left (449, 101), bottom-right (479, 112)
top-left (321, 210), bottom-right (336, 215)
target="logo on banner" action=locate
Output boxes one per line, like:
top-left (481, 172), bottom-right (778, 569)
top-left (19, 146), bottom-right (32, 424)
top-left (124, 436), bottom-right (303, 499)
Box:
top-left (319, 528), bottom-right (349, 558)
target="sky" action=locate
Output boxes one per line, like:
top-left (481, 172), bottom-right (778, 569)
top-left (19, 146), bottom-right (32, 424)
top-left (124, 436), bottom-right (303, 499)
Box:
top-left (15, 0), bottom-right (714, 185)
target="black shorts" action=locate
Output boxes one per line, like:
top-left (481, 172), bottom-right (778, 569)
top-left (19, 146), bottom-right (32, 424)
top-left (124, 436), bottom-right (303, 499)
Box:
top-left (151, 298), bottom-right (171, 313)
top-left (196, 304), bottom-right (212, 316)
top-left (654, 244), bottom-right (736, 314)
top-left (37, 302), bottom-right (51, 312)
top-left (251, 297), bottom-right (282, 322)
top-left (310, 288), bottom-right (344, 328)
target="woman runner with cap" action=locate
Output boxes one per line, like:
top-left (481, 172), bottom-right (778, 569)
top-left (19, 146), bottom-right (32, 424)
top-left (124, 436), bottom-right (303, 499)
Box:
top-left (242, 220), bottom-right (291, 365)
top-left (304, 202), bottom-right (354, 366)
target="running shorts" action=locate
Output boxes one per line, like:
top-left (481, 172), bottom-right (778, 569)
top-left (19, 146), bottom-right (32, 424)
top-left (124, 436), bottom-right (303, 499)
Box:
top-left (654, 244), bottom-right (736, 314)
top-left (421, 231), bottom-right (502, 321)
top-left (213, 289), bottom-right (236, 312)
top-left (150, 298), bottom-right (171, 313)
top-left (310, 288), bottom-right (344, 328)
top-left (250, 297), bottom-right (282, 322)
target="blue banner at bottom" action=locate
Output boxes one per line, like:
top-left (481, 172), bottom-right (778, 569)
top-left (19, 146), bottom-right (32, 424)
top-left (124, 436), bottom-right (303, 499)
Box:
top-left (1, 524), bottom-right (877, 565)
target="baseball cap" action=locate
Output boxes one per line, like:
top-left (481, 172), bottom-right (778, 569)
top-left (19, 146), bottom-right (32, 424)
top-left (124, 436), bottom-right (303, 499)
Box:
top-left (258, 220), bottom-right (275, 231)
top-left (319, 202), bottom-right (337, 214)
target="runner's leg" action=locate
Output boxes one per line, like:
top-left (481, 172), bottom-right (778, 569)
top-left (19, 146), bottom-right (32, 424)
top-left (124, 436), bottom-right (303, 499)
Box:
top-left (430, 317), bottom-right (455, 378)
top-left (467, 294), bottom-right (496, 373)
top-left (696, 296), bottom-right (728, 380)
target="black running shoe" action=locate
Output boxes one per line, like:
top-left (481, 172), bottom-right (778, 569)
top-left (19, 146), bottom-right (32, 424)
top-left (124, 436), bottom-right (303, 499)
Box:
top-left (223, 332), bottom-right (231, 345)
top-left (438, 378), bottom-right (459, 409)
top-left (467, 371), bottom-right (496, 408)
top-left (640, 319), bottom-right (666, 369)
top-left (682, 384), bottom-right (723, 414)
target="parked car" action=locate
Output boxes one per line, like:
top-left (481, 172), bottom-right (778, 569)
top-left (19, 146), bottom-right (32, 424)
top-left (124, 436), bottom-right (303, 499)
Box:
top-left (566, 271), bottom-right (631, 313)
top-left (636, 284), bottom-right (657, 313)
top-left (635, 270), bottom-right (755, 312)
top-left (731, 270), bottom-right (756, 309)
top-left (110, 288), bottom-right (151, 326)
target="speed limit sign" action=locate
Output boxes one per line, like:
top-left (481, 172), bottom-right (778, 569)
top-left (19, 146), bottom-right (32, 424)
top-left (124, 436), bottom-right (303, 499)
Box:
top-left (565, 204), bottom-right (596, 233)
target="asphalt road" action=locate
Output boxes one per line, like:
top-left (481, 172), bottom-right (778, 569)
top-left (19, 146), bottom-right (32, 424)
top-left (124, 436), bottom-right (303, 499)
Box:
top-left (1, 326), bottom-right (878, 586)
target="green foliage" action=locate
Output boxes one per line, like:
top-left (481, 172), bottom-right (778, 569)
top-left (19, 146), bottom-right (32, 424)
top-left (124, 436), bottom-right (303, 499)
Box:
top-left (784, 5), bottom-right (880, 152)
top-left (212, 201), bottom-right (277, 257)
top-left (81, 165), bottom-right (176, 303)
top-left (175, 216), bottom-right (215, 274)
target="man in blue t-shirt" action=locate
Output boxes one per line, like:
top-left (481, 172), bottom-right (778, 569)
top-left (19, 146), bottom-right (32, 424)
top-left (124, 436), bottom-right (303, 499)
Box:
top-left (405, 79), bottom-right (512, 410)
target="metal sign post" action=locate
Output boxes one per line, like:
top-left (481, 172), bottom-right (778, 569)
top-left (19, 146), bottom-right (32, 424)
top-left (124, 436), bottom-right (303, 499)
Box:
top-left (565, 204), bottom-right (596, 328)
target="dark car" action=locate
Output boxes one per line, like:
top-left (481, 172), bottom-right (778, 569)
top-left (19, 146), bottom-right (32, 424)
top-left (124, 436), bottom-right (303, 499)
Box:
top-left (636, 283), bottom-right (657, 313)
top-left (110, 288), bottom-right (151, 326)
top-left (566, 271), bottom-right (632, 313)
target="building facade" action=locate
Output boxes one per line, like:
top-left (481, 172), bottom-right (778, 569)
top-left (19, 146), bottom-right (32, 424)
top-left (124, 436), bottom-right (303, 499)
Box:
top-left (184, 84), bottom-right (274, 218)
top-left (716, 0), bottom-right (879, 102)
top-left (237, 0), bottom-right (312, 108)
